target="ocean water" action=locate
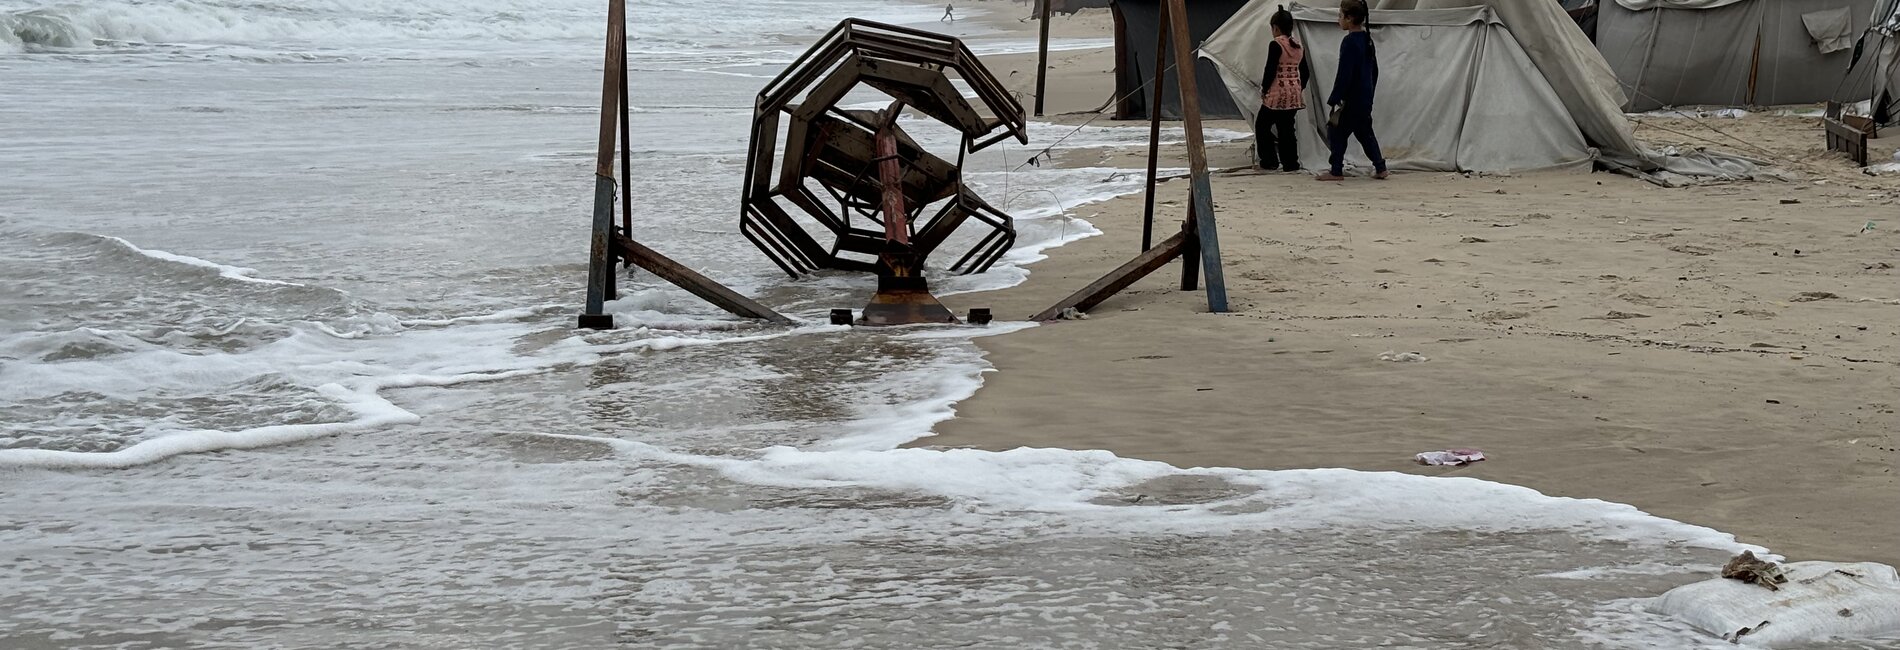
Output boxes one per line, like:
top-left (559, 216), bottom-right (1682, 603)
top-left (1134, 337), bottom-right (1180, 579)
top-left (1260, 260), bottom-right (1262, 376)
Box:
top-left (0, 1), bottom-right (1879, 648)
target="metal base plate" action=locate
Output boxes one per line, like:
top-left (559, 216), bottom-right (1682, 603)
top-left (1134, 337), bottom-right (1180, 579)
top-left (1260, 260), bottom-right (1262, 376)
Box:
top-left (858, 275), bottom-right (959, 326)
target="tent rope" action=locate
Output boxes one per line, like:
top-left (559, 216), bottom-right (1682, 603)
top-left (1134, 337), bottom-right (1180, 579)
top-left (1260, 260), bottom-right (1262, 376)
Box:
top-left (1010, 58), bottom-right (1183, 173)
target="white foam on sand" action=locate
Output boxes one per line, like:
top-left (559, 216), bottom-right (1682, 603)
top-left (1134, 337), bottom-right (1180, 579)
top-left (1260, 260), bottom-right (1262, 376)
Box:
top-left (513, 315), bottom-right (1758, 556)
top-left (0, 316), bottom-right (837, 469)
top-left (3, 204), bottom-right (1833, 649)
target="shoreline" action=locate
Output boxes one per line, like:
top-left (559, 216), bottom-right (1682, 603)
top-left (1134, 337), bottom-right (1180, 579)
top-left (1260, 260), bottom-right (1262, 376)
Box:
top-left (948, 8), bottom-right (1900, 566)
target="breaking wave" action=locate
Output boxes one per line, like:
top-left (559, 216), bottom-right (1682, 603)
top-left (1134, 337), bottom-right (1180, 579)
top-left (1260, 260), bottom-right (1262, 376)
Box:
top-left (0, 0), bottom-right (598, 54)
top-left (0, 0), bottom-right (940, 56)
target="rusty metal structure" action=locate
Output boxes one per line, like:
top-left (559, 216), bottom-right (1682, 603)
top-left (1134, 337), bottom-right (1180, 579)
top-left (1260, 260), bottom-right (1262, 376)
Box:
top-left (740, 20), bottom-right (1028, 325)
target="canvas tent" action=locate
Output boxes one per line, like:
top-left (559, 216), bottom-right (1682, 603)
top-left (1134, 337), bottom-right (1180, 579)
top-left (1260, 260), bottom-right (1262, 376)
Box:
top-left (1598, 0), bottom-right (1875, 110)
top-left (1202, 4), bottom-right (1593, 173)
top-left (1862, 0), bottom-right (1900, 123)
top-left (1199, 0), bottom-right (1768, 182)
top-left (1111, 0), bottom-right (1250, 119)
top-left (1560, 0), bottom-right (1601, 41)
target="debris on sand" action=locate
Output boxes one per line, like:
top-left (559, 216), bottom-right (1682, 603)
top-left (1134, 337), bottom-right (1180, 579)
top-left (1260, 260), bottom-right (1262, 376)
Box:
top-left (1378, 351), bottom-right (1429, 363)
top-left (1791, 292), bottom-right (1841, 302)
top-left (1478, 310), bottom-right (1529, 323)
top-left (1416, 449), bottom-right (1486, 466)
top-left (1723, 551), bottom-right (1790, 592)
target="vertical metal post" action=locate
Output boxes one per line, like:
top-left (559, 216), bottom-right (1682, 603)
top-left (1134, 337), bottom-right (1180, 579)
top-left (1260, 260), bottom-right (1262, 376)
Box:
top-left (876, 110), bottom-right (912, 249)
top-left (619, 7), bottom-right (634, 242)
top-left (580, 0), bottom-right (627, 329)
top-left (1035, 0), bottom-right (1052, 116)
top-left (1140, 0), bottom-right (1167, 253)
top-left (1164, 0), bottom-right (1228, 312)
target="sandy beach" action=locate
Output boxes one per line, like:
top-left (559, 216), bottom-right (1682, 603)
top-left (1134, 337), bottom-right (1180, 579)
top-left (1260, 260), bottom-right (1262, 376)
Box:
top-left (953, 3), bottom-right (1900, 566)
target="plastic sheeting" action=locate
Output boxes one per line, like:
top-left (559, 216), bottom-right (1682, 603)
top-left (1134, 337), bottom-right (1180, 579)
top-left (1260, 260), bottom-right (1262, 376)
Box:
top-left (1655, 561), bottom-right (1900, 647)
top-left (1598, 0), bottom-right (1875, 111)
top-left (1803, 7), bottom-right (1855, 53)
top-left (1199, 4), bottom-right (1592, 173)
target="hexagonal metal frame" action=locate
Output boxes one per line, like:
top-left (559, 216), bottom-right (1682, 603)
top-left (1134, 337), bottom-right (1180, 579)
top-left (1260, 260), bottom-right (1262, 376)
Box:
top-left (739, 19), bottom-right (1029, 279)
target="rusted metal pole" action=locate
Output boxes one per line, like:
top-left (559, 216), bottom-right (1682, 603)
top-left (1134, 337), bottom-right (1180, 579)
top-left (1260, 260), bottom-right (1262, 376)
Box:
top-left (876, 111), bottom-right (911, 249)
top-left (1140, 0), bottom-right (1167, 253)
top-left (1035, 0), bottom-right (1052, 116)
top-left (581, 0), bottom-right (628, 329)
top-left (861, 103), bottom-right (956, 326)
top-left (1163, 0), bottom-right (1228, 312)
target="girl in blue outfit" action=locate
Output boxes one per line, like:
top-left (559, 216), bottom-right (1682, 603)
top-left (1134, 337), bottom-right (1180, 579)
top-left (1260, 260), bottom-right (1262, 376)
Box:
top-left (1318, 0), bottom-right (1389, 181)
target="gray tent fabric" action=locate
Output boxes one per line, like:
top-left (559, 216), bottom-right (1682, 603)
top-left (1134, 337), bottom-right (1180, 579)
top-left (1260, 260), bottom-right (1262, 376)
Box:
top-left (1110, 0), bottom-right (1250, 120)
top-left (1200, 4), bottom-right (1592, 173)
top-left (1598, 0), bottom-right (1875, 111)
top-left (1869, 1), bottom-right (1900, 123)
top-left (1199, 0), bottom-right (1772, 183)
top-left (1615, 0), bottom-right (1747, 8)
top-left (1561, 0), bottom-right (1601, 40)
top-left (1803, 8), bottom-right (1855, 53)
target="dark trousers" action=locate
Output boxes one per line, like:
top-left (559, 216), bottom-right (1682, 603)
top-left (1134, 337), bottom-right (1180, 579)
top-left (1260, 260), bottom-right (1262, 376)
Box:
top-left (1327, 111), bottom-right (1386, 176)
top-left (1255, 108), bottom-right (1300, 171)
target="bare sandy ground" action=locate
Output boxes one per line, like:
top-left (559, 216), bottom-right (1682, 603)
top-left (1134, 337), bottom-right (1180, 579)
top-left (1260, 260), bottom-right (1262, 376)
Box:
top-left (940, 7), bottom-right (1900, 566)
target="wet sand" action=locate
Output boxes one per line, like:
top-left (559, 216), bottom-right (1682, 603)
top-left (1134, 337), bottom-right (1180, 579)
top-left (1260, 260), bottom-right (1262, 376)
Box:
top-left (953, 6), bottom-right (1900, 566)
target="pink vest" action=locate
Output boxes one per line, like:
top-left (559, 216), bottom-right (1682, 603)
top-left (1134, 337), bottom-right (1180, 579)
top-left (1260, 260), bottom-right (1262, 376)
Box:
top-left (1263, 36), bottom-right (1305, 111)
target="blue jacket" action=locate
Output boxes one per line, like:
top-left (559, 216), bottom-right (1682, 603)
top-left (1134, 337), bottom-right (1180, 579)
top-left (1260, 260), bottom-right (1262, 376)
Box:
top-left (1327, 30), bottom-right (1377, 114)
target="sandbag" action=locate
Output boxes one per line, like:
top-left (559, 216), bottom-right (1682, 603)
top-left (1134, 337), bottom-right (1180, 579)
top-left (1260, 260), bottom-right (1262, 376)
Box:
top-left (1654, 561), bottom-right (1900, 647)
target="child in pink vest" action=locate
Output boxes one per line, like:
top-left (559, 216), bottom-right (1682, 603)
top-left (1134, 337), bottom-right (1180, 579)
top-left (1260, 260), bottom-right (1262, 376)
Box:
top-left (1258, 7), bottom-right (1312, 172)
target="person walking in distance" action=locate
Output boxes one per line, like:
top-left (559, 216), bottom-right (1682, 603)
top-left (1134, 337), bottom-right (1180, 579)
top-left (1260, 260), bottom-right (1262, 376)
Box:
top-left (942, 3), bottom-right (956, 21)
top-left (1319, 0), bottom-right (1388, 181)
top-left (1257, 7), bottom-right (1311, 172)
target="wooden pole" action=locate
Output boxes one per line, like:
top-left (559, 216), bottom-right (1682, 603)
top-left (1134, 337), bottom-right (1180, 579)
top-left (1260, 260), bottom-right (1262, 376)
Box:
top-left (580, 0), bottom-right (628, 329)
top-left (1163, 0), bottom-right (1228, 313)
top-left (1179, 198), bottom-right (1199, 291)
top-left (614, 234), bottom-right (791, 324)
top-left (1035, 0), bottom-right (1052, 117)
top-left (1030, 231), bottom-right (1188, 321)
top-left (1746, 31), bottom-right (1762, 107)
top-left (579, 0), bottom-right (788, 328)
top-left (1140, 0), bottom-right (1168, 253)
top-left (594, 0), bottom-right (623, 183)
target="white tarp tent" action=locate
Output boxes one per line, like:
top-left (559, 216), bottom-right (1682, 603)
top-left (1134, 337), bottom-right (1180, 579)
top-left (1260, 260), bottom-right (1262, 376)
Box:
top-left (1201, 4), bottom-right (1592, 173)
top-left (1198, 0), bottom-right (1771, 183)
top-left (1599, 0), bottom-right (1876, 111)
